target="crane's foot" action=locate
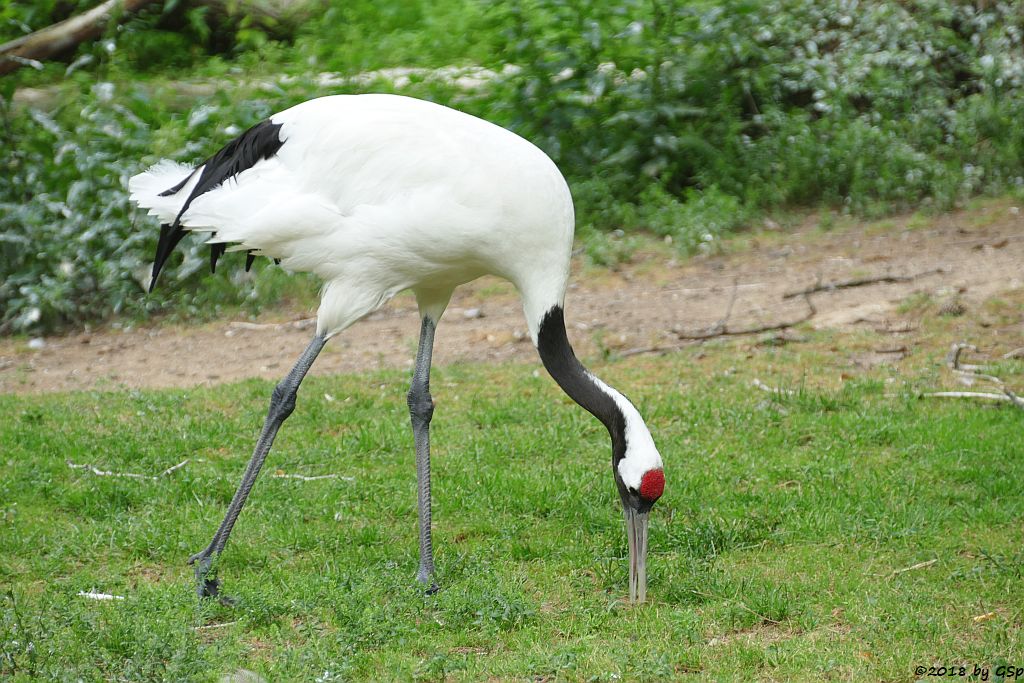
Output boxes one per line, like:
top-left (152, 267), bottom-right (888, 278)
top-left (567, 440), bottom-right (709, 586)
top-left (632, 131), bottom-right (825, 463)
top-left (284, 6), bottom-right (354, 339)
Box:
top-left (189, 550), bottom-right (237, 605)
top-left (416, 567), bottom-right (439, 595)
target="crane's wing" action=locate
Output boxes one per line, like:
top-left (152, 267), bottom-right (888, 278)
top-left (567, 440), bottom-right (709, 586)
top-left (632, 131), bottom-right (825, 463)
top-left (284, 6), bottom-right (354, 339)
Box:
top-left (129, 120), bottom-right (285, 291)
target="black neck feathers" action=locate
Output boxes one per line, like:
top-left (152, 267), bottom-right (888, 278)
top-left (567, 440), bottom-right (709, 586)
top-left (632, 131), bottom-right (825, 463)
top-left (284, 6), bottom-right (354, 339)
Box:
top-left (537, 306), bottom-right (627, 461)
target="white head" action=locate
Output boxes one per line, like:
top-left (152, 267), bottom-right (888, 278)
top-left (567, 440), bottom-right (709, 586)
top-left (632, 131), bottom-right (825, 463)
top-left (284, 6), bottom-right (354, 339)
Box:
top-left (589, 374), bottom-right (665, 505)
top-left (588, 374), bottom-right (664, 604)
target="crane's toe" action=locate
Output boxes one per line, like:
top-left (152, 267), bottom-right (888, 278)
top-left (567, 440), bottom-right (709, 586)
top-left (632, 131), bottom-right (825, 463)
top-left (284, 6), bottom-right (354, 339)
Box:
top-left (189, 549), bottom-right (237, 604)
top-left (416, 568), bottom-right (439, 595)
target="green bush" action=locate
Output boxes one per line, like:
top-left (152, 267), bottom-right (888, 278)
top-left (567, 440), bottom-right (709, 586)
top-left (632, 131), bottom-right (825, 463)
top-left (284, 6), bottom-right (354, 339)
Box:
top-left (472, 0), bottom-right (1024, 221)
top-left (0, 81), bottom-right (321, 333)
top-left (5, 0), bottom-right (1024, 332)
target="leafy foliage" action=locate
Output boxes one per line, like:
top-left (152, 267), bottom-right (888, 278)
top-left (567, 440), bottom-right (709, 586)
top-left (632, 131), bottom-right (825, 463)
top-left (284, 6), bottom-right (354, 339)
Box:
top-left (4, 0), bottom-right (1024, 332)
top-left (0, 80), bottom-right (319, 332)
top-left (474, 0), bottom-right (1024, 226)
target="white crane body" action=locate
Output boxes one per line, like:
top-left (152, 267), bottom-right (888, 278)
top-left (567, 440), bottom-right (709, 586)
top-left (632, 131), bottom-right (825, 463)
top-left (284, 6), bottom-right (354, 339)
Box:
top-left (128, 94), bottom-right (663, 604)
top-left (130, 94), bottom-right (574, 337)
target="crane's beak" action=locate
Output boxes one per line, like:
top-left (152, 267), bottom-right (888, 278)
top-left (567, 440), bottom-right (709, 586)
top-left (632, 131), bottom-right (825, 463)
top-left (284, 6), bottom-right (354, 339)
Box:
top-left (624, 505), bottom-right (649, 604)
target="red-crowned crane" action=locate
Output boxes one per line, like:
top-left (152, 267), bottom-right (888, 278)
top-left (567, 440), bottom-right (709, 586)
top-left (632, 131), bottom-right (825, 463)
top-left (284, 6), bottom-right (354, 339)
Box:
top-left (129, 94), bottom-right (665, 604)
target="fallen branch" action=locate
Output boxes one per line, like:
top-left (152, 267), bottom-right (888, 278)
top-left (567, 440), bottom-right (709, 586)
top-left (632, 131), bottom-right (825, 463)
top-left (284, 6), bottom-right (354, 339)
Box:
top-left (1004, 347), bottom-right (1024, 360)
top-left (946, 343), bottom-right (985, 373)
top-left (1, 0), bottom-right (307, 76)
top-left (922, 344), bottom-right (1024, 411)
top-left (0, 0), bottom-right (159, 76)
top-left (676, 293), bottom-right (816, 340)
top-left (782, 268), bottom-right (944, 300)
top-left (617, 345), bottom-right (673, 358)
top-left (619, 291), bottom-right (815, 356)
top-left (922, 392), bottom-right (1017, 403)
top-left (272, 471), bottom-right (354, 482)
top-left (701, 279), bottom-right (740, 338)
top-left (68, 459), bottom-right (189, 480)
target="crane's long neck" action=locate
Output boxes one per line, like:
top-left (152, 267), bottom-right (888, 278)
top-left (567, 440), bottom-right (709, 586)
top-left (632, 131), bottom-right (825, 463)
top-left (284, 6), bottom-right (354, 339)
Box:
top-left (536, 306), bottom-right (627, 456)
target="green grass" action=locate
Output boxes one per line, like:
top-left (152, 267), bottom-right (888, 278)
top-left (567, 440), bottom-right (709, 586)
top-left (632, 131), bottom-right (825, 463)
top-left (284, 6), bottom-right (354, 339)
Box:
top-left (2, 342), bottom-right (1023, 680)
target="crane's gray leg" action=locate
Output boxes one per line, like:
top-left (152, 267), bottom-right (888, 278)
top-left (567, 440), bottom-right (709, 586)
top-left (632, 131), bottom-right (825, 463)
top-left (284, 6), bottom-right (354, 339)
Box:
top-left (409, 316), bottom-right (439, 593)
top-left (188, 334), bottom-right (327, 600)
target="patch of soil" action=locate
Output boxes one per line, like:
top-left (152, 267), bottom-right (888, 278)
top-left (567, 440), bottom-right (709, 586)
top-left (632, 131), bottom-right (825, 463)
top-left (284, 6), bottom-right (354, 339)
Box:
top-left (2, 201), bottom-right (1022, 394)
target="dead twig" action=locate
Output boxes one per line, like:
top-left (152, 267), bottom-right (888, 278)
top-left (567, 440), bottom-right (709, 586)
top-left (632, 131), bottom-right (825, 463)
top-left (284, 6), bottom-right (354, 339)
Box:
top-left (922, 392), bottom-right (1017, 402)
top-left (194, 620), bottom-right (241, 631)
top-left (272, 471), bottom-right (354, 482)
top-left (664, 282), bottom-right (767, 295)
top-left (874, 322), bottom-right (918, 334)
top-left (752, 379), bottom-right (795, 396)
top-left (159, 460), bottom-right (190, 477)
top-left (946, 343), bottom-right (984, 372)
top-left (922, 344), bottom-right (1024, 411)
top-left (891, 558), bottom-right (938, 576)
top-left (227, 318), bottom-right (315, 332)
top-left (1003, 347), bottom-right (1024, 360)
top-left (703, 278), bottom-right (740, 337)
top-left (618, 345), bottom-right (674, 358)
top-left (676, 293), bottom-right (816, 340)
top-left (67, 459), bottom-right (189, 481)
top-left (782, 268), bottom-right (944, 300)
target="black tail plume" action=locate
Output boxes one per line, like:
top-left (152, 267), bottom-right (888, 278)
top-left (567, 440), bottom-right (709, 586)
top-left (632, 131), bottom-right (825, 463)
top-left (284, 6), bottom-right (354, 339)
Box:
top-left (148, 118), bottom-right (285, 291)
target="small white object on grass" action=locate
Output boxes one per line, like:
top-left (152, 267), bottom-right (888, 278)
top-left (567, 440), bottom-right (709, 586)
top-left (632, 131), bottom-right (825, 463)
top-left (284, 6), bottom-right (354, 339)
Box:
top-left (272, 471), bottom-right (354, 482)
top-left (77, 591), bottom-right (124, 601)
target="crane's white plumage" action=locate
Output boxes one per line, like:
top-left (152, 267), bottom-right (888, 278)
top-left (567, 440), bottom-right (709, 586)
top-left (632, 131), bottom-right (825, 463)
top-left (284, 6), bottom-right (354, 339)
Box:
top-left (130, 93), bottom-right (663, 604)
top-left (130, 95), bottom-right (574, 338)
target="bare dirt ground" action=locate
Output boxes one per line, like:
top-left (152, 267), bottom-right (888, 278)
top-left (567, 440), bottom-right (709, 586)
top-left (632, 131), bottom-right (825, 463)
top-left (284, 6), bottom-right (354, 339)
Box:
top-left (2, 200), bottom-right (1022, 394)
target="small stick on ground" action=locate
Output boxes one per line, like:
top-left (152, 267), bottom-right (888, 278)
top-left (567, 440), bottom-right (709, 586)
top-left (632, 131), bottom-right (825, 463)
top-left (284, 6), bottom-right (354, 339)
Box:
top-left (272, 472), bottom-right (355, 482)
top-left (946, 343), bottom-right (984, 372)
top-left (676, 293), bottom-right (816, 340)
top-left (228, 318), bottom-right (316, 332)
top-left (752, 379), bottom-right (795, 396)
top-left (624, 290), bottom-right (816, 354)
top-left (891, 558), bottom-right (938, 576)
top-left (923, 344), bottom-right (1024, 411)
top-left (68, 459), bottom-right (190, 481)
top-left (1003, 347), bottom-right (1024, 360)
top-left (618, 345), bottom-right (674, 358)
top-left (783, 268), bottom-right (944, 300)
top-left (922, 392), bottom-right (1016, 402)
top-left (703, 278), bottom-right (740, 337)
top-left (194, 620), bottom-right (241, 631)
